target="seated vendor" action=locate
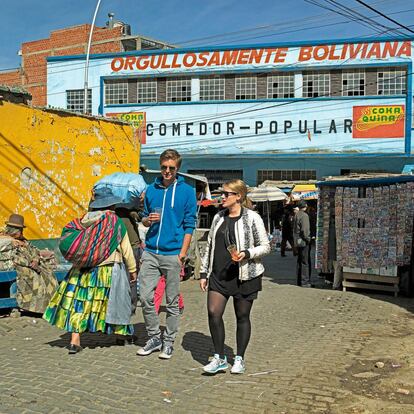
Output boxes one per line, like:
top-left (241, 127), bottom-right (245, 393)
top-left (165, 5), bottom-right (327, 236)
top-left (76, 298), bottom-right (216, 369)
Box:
top-left (0, 213), bottom-right (57, 314)
top-left (0, 214), bottom-right (27, 246)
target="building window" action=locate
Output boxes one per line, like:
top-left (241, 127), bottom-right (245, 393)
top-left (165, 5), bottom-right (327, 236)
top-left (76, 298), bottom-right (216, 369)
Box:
top-left (267, 73), bottom-right (294, 98)
top-left (303, 71), bottom-right (330, 98)
top-left (235, 76), bottom-right (256, 100)
top-left (257, 169), bottom-right (316, 185)
top-left (66, 89), bottom-right (92, 113)
top-left (137, 79), bottom-right (157, 103)
top-left (200, 76), bottom-right (225, 101)
top-left (377, 68), bottom-right (406, 95)
top-left (342, 69), bottom-right (365, 96)
top-left (167, 78), bottom-right (191, 102)
top-left (105, 80), bottom-right (128, 104)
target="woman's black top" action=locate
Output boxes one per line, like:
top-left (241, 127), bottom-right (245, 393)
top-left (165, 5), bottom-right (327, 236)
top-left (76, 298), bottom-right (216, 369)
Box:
top-left (209, 212), bottom-right (262, 298)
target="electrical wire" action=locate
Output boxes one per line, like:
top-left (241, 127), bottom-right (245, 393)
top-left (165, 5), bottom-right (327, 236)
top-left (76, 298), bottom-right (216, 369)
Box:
top-left (0, 1), bottom-right (412, 74)
top-left (355, 0), bottom-right (414, 34)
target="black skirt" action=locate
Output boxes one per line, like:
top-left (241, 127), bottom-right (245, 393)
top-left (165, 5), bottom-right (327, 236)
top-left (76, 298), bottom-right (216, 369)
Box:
top-left (208, 273), bottom-right (262, 300)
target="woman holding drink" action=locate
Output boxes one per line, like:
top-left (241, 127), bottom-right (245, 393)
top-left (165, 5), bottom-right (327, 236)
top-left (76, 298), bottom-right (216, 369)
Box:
top-left (199, 179), bottom-right (270, 374)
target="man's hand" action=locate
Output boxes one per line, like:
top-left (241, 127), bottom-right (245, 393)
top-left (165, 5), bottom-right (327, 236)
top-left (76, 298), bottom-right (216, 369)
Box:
top-left (129, 271), bottom-right (137, 283)
top-left (178, 254), bottom-right (186, 265)
top-left (200, 278), bottom-right (208, 292)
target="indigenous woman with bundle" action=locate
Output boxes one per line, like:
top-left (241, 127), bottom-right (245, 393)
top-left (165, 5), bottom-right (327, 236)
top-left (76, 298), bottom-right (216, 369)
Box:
top-left (43, 188), bottom-right (137, 354)
top-left (200, 179), bottom-right (270, 374)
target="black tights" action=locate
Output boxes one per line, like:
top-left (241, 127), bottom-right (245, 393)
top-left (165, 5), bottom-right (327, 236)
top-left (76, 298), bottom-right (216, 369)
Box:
top-left (207, 290), bottom-right (254, 358)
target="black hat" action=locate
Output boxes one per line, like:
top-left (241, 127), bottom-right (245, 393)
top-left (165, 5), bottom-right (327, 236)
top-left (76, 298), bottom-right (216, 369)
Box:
top-left (297, 200), bottom-right (307, 209)
top-left (89, 187), bottom-right (122, 209)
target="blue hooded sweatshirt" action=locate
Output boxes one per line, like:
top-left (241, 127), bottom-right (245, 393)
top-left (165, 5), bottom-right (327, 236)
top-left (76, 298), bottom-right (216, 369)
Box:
top-left (143, 175), bottom-right (197, 255)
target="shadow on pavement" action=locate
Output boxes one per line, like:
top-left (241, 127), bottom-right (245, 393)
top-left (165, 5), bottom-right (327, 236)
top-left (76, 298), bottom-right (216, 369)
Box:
top-left (46, 322), bottom-right (148, 349)
top-left (181, 331), bottom-right (234, 365)
top-left (263, 247), bottom-right (330, 290)
top-left (264, 249), bottom-right (414, 314)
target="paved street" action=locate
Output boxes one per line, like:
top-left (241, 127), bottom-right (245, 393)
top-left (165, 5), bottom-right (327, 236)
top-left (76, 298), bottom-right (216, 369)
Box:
top-left (1, 251), bottom-right (414, 413)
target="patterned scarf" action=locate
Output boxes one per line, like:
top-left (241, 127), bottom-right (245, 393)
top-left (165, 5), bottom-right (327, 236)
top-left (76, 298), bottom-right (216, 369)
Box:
top-left (59, 211), bottom-right (126, 268)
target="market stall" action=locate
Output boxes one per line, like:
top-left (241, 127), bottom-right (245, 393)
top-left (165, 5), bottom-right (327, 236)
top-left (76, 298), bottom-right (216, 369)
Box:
top-left (316, 174), bottom-right (414, 296)
top-left (248, 184), bottom-right (288, 233)
top-left (290, 184), bottom-right (319, 201)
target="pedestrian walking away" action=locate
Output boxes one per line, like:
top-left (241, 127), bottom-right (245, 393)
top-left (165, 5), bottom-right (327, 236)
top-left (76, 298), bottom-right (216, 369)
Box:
top-left (43, 188), bottom-right (137, 354)
top-left (137, 149), bottom-right (197, 360)
top-left (280, 206), bottom-right (295, 257)
top-left (293, 200), bottom-right (312, 287)
top-left (200, 179), bottom-right (270, 375)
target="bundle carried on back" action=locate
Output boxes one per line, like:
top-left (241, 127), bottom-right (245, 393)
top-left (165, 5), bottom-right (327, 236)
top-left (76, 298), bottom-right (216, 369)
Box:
top-left (59, 211), bottom-right (126, 268)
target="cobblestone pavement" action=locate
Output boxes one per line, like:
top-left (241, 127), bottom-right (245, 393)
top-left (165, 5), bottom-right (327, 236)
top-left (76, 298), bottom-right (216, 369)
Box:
top-left (1, 251), bottom-right (414, 413)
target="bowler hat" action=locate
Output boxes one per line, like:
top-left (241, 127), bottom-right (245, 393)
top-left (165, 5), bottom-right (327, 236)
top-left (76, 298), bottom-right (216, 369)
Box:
top-left (89, 187), bottom-right (123, 209)
top-left (5, 213), bottom-right (25, 228)
top-left (297, 200), bottom-right (308, 209)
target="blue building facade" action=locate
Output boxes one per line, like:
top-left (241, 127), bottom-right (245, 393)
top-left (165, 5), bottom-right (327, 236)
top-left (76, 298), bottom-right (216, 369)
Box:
top-left (47, 36), bottom-right (414, 187)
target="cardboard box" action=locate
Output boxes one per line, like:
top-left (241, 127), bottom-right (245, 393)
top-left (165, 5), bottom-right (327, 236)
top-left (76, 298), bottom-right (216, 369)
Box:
top-left (343, 267), bottom-right (361, 274)
top-left (379, 266), bottom-right (398, 277)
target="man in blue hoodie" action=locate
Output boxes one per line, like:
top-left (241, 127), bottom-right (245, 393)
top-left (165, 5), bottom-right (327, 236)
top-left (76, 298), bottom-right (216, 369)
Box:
top-left (137, 149), bottom-right (197, 359)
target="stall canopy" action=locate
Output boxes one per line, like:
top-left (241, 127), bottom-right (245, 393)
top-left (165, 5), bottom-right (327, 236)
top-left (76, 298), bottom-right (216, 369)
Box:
top-left (291, 184), bottom-right (319, 200)
top-left (248, 185), bottom-right (287, 233)
top-left (248, 186), bottom-right (288, 202)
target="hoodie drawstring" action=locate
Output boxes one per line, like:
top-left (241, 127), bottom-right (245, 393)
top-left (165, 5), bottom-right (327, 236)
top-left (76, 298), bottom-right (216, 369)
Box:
top-left (171, 181), bottom-right (177, 208)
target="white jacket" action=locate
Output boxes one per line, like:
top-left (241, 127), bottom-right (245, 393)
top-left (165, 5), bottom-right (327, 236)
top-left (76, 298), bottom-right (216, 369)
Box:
top-left (201, 208), bottom-right (270, 281)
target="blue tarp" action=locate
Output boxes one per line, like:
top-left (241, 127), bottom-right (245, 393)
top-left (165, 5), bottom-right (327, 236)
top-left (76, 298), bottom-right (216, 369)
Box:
top-left (93, 172), bottom-right (147, 209)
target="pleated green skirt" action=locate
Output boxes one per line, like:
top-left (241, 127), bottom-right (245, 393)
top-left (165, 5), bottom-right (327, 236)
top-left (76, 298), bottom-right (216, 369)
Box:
top-left (43, 265), bottom-right (133, 335)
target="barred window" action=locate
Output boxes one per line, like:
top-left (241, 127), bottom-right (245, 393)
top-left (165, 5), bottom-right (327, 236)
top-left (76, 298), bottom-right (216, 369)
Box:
top-left (66, 89), bottom-right (92, 113)
top-left (267, 73), bottom-right (294, 98)
top-left (105, 80), bottom-right (128, 104)
top-left (303, 71), bottom-right (330, 98)
top-left (200, 76), bottom-right (225, 101)
top-left (377, 68), bottom-right (406, 95)
top-left (167, 78), bottom-right (191, 102)
top-left (235, 76), bottom-right (256, 100)
top-left (257, 169), bottom-right (316, 185)
top-left (137, 79), bottom-right (157, 103)
top-left (342, 69), bottom-right (365, 96)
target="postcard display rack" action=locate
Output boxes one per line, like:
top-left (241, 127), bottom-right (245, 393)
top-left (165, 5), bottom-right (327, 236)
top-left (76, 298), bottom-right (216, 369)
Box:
top-left (316, 179), bottom-right (414, 296)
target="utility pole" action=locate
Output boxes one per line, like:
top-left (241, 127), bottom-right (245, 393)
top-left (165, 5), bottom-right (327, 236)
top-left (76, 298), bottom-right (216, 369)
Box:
top-left (84, 0), bottom-right (102, 114)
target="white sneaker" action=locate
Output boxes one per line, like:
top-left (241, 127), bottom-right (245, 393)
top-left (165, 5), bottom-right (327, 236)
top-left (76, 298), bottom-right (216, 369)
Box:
top-left (231, 356), bottom-right (246, 374)
top-left (203, 354), bottom-right (228, 374)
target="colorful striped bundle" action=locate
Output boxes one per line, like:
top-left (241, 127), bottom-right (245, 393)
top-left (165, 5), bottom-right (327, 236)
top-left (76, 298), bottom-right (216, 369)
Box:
top-left (59, 211), bottom-right (126, 268)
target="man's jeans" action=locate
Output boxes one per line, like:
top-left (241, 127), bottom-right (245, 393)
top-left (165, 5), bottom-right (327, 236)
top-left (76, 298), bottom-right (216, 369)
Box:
top-left (139, 251), bottom-right (181, 345)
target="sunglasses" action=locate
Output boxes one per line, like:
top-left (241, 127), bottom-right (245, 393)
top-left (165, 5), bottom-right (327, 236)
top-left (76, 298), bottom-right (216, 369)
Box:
top-left (161, 165), bottom-right (176, 172)
top-left (221, 191), bottom-right (238, 198)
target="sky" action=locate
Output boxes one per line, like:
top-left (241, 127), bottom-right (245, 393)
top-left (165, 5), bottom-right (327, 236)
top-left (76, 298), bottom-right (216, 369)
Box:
top-left (1, 0), bottom-right (414, 70)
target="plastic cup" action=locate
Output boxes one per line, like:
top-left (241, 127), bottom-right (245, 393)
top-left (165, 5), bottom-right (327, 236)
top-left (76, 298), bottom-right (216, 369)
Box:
top-left (150, 207), bottom-right (162, 223)
top-left (227, 244), bottom-right (239, 261)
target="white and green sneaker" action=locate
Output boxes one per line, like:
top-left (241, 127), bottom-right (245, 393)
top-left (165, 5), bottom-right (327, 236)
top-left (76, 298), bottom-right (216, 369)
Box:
top-left (203, 354), bottom-right (228, 374)
top-left (230, 356), bottom-right (246, 374)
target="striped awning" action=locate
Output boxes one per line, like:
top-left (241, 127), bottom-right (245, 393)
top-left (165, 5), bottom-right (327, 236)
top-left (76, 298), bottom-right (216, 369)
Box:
top-left (248, 186), bottom-right (288, 202)
top-left (291, 184), bottom-right (319, 200)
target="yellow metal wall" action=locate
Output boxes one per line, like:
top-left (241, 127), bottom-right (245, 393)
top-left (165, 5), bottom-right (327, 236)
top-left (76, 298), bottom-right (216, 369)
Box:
top-left (0, 101), bottom-right (139, 239)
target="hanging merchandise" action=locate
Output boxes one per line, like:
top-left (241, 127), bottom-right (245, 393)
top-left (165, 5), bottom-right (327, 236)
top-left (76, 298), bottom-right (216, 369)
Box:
top-left (316, 175), bottom-right (414, 272)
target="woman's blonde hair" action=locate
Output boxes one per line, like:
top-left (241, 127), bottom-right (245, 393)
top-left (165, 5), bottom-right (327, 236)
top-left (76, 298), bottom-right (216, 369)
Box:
top-left (224, 179), bottom-right (253, 209)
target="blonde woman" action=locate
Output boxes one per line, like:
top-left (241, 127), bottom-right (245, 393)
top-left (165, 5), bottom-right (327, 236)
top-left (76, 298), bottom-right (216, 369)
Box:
top-left (200, 179), bottom-right (270, 374)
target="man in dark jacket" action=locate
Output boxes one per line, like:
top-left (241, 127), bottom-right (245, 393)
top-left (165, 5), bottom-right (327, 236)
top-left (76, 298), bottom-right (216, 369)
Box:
top-left (293, 200), bottom-right (312, 287)
top-left (280, 206), bottom-right (295, 257)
